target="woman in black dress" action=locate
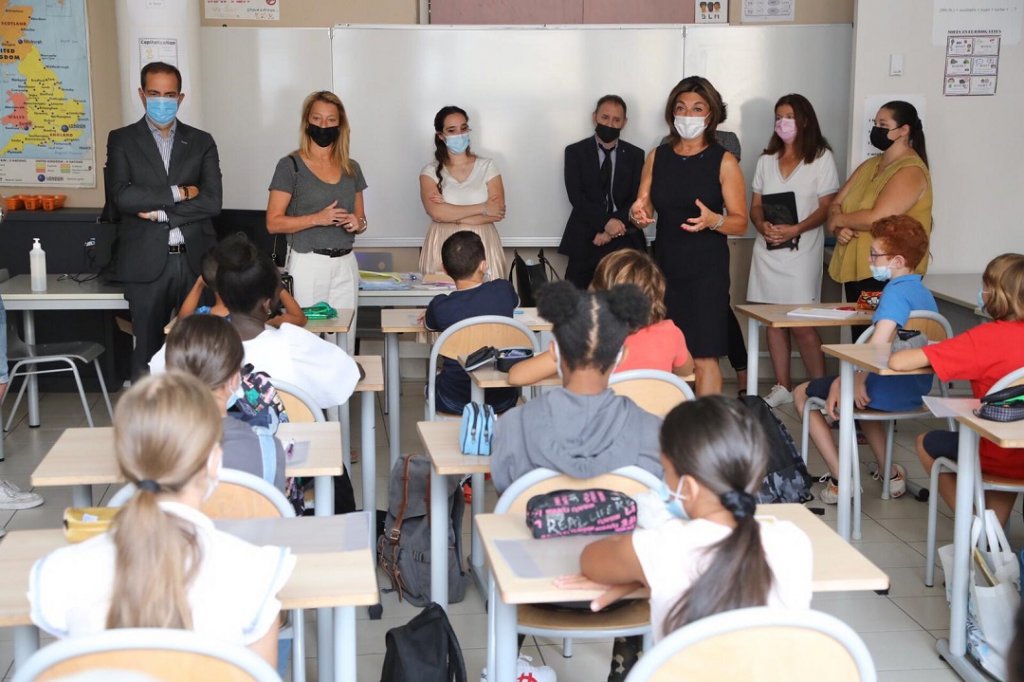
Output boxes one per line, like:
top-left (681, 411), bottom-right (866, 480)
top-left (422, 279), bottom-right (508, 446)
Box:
top-left (630, 76), bottom-right (747, 396)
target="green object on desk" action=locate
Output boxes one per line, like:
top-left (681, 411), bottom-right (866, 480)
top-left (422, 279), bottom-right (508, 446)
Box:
top-left (301, 301), bottom-right (337, 320)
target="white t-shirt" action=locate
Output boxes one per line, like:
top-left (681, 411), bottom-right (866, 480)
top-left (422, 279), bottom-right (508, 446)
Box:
top-left (747, 149), bottom-right (840, 304)
top-left (632, 517), bottom-right (813, 642)
top-left (150, 322), bottom-right (359, 409)
top-left (29, 501), bottom-right (295, 645)
top-left (420, 157), bottom-right (500, 205)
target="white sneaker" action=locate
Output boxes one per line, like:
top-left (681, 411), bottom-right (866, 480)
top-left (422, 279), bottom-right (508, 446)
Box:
top-left (819, 474), bottom-right (840, 505)
top-left (764, 384), bottom-right (794, 408)
top-left (873, 463), bottom-right (907, 498)
top-left (0, 481), bottom-right (44, 510)
top-left (481, 656), bottom-right (556, 682)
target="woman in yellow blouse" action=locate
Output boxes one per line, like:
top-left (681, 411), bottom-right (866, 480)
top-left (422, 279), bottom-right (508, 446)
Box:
top-left (827, 101), bottom-right (931, 316)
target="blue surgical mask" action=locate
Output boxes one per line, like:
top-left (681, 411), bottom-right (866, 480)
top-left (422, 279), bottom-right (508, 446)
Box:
top-left (977, 288), bottom-right (987, 311)
top-left (869, 264), bottom-right (892, 282)
top-left (658, 479), bottom-right (689, 520)
top-left (445, 133), bottom-right (470, 154)
top-left (226, 385), bottom-right (243, 410)
top-left (146, 97), bottom-right (178, 126)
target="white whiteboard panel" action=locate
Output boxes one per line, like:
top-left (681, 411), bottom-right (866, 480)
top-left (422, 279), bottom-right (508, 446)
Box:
top-left (333, 25), bottom-right (685, 247)
top-left (199, 28), bottom-right (333, 211)
top-left (683, 24), bottom-right (853, 228)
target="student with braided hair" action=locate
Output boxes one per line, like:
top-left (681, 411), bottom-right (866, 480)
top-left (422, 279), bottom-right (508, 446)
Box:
top-left (490, 280), bottom-right (663, 493)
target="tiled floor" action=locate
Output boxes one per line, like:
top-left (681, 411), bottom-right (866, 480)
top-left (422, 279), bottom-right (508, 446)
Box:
top-left (1, 362), bottom-right (1016, 680)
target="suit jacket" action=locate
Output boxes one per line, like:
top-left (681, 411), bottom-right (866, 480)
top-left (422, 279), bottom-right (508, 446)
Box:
top-left (558, 136), bottom-right (646, 259)
top-left (106, 117), bottom-right (222, 283)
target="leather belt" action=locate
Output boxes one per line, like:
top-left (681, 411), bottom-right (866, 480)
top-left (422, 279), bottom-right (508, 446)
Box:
top-left (312, 247), bottom-right (353, 258)
top-left (168, 244), bottom-right (186, 254)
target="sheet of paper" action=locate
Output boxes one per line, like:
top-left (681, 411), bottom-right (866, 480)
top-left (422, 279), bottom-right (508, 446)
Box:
top-left (922, 395), bottom-right (980, 418)
top-left (494, 535), bottom-right (598, 579)
top-left (216, 512), bottom-right (370, 553)
top-left (786, 307), bottom-right (857, 319)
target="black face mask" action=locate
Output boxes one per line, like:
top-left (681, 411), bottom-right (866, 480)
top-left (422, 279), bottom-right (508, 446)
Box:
top-left (306, 123), bottom-right (341, 148)
top-left (595, 123), bottom-right (621, 143)
top-left (869, 125), bottom-right (895, 152)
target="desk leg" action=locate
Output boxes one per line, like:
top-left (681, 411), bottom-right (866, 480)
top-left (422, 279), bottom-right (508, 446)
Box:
top-left (71, 484), bottom-right (91, 508)
top-left (361, 391), bottom-right (376, 546)
top-left (470, 382), bottom-right (484, 406)
top-left (493, 591), bottom-right (518, 682)
top-left (386, 332), bottom-right (401, 469)
top-left (837, 360), bottom-right (856, 540)
top-left (318, 608), bottom-right (334, 681)
top-left (13, 625), bottom-right (39, 670)
top-left (341, 401), bottom-right (352, 474)
top-left (314, 475), bottom-right (334, 517)
top-left (948, 427), bottom-right (979, 660)
top-left (430, 467), bottom-right (449, 612)
top-left (471, 471), bottom-right (486, 595)
top-left (746, 317), bottom-right (759, 398)
top-left (334, 606), bottom-right (356, 682)
top-left (24, 310), bottom-right (40, 427)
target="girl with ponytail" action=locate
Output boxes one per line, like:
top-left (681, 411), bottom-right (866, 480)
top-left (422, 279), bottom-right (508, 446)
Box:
top-left (29, 372), bottom-right (295, 666)
top-left (568, 396), bottom-right (812, 641)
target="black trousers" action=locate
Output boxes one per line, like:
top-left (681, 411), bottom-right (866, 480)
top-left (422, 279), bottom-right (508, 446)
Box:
top-left (124, 253), bottom-right (192, 379)
top-left (844, 277), bottom-right (880, 341)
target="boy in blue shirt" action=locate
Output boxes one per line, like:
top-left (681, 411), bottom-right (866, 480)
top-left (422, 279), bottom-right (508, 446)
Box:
top-left (794, 215), bottom-right (936, 503)
top-left (425, 231), bottom-right (519, 414)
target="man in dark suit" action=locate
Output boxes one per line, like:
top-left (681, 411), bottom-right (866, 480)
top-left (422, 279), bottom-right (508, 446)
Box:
top-left (558, 95), bottom-right (646, 290)
top-left (106, 62), bottom-right (221, 378)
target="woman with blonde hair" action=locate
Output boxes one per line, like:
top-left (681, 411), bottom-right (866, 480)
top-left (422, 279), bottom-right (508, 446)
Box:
top-left (29, 372), bottom-right (295, 667)
top-left (267, 89), bottom-right (367, 354)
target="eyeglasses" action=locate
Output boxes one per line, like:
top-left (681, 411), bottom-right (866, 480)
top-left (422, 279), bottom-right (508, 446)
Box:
top-left (868, 251), bottom-right (891, 261)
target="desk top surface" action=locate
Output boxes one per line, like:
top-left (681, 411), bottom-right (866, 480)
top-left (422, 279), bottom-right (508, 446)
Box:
top-left (0, 275), bottom-right (129, 307)
top-left (296, 308), bottom-right (355, 335)
top-left (417, 420), bottom-right (492, 475)
top-left (33, 421), bottom-right (345, 487)
top-left (821, 343), bottom-right (932, 375)
top-left (353, 355), bottom-right (384, 392)
top-left (470, 367), bottom-right (562, 389)
top-left (381, 307), bottom-right (550, 333)
top-left (736, 303), bottom-right (874, 328)
top-left (0, 514), bottom-right (379, 626)
top-left (478, 503), bottom-right (890, 605)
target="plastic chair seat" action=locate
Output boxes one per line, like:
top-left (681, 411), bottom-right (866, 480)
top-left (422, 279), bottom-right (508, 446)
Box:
top-left (518, 600), bottom-right (651, 636)
top-left (8, 341), bottom-right (105, 363)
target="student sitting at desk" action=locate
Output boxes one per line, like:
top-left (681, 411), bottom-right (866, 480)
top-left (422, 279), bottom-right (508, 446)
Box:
top-left (794, 215), bottom-right (937, 503)
top-left (165, 314), bottom-right (286, 492)
top-left (425, 230), bottom-right (519, 415)
top-left (491, 281), bottom-right (662, 493)
top-left (28, 372), bottom-right (295, 668)
top-left (890, 253), bottom-right (1024, 524)
top-left (567, 397), bottom-right (812, 649)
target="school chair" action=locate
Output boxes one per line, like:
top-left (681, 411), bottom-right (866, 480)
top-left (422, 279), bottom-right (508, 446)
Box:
top-left (426, 315), bottom-right (540, 420)
top-left (800, 311), bottom-right (954, 536)
top-left (273, 379), bottom-right (326, 423)
top-left (925, 365), bottom-right (1024, 587)
top-left (609, 369), bottom-right (696, 417)
top-left (12, 628), bottom-right (280, 682)
top-left (109, 468), bottom-right (306, 682)
top-left (487, 466), bottom-right (661, 672)
top-left (623, 606), bottom-right (877, 682)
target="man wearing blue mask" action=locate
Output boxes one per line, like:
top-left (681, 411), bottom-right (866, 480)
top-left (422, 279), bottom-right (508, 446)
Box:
top-left (105, 61), bottom-right (222, 379)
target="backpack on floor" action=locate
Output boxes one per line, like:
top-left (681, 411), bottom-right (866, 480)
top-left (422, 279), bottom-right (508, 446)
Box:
top-left (381, 602), bottom-right (467, 682)
top-left (740, 395), bottom-right (813, 504)
top-left (378, 454), bottom-right (469, 606)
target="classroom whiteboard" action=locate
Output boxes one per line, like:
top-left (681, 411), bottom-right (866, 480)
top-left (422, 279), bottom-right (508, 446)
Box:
top-left (199, 24), bottom-right (852, 247)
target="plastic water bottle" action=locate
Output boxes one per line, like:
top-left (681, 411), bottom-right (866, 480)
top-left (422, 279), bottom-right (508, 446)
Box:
top-left (30, 238), bottom-right (47, 291)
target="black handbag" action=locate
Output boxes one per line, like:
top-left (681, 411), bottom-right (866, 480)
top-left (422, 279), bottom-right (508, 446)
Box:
top-left (508, 249), bottom-right (559, 307)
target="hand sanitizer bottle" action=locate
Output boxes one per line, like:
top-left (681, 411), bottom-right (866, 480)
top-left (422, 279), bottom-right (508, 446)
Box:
top-left (30, 238), bottom-right (47, 291)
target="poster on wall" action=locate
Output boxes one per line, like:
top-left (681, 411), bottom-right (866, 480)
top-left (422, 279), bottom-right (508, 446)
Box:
top-left (0, 0), bottom-right (96, 188)
top-left (943, 32), bottom-right (1000, 95)
top-left (139, 38), bottom-right (179, 67)
top-left (205, 0), bottom-right (280, 22)
top-left (742, 0), bottom-right (794, 23)
top-left (932, 0), bottom-right (1022, 46)
top-left (696, 0), bottom-right (728, 23)
top-left (858, 94), bottom-right (927, 165)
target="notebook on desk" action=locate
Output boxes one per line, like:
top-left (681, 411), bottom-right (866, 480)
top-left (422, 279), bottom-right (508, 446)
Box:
top-left (786, 307), bottom-right (857, 320)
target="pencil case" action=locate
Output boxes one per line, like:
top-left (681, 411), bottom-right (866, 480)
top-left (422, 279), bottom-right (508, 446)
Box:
top-left (63, 507), bottom-right (119, 543)
top-left (526, 489), bottom-right (637, 539)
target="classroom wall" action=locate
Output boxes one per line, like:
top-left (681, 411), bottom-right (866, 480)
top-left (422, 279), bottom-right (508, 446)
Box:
top-left (850, 0), bottom-right (1024, 273)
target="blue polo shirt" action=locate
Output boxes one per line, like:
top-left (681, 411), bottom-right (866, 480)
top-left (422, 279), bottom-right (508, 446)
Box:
top-left (865, 274), bottom-right (937, 411)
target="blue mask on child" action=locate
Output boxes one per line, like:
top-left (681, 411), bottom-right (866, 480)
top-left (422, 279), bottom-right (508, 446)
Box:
top-left (869, 264), bottom-right (892, 282)
top-left (146, 97), bottom-right (178, 126)
top-left (445, 133), bottom-right (470, 154)
top-left (658, 479), bottom-right (689, 520)
top-left (977, 288), bottom-right (987, 311)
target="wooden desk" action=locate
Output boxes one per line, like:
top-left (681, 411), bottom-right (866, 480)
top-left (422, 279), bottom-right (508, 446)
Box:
top-left (383, 308), bottom-right (550, 469)
top-left (32, 422), bottom-right (344, 516)
top-left (468, 367), bottom-right (561, 404)
top-left (923, 398), bottom-right (1024, 680)
top-left (736, 303), bottom-right (874, 399)
top-left (821, 343), bottom-right (933, 541)
top-left (0, 275), bottom-right (129, 428)
top-left (478, 503), bottom-right (890, 682)
top-left (0, 514), bottom-right (378, 682)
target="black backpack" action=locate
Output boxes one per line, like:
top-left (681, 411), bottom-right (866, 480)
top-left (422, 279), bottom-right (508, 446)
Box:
top-left (381, 602), bottom-right (467, 682)
top-left (740, 395), bottom-right (813, 504)
top-left (377, 454), bottom-right (469, 606)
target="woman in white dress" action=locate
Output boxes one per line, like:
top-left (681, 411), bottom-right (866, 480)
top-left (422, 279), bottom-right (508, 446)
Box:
top-left (419, 106), bottom-right (507, 279)
top-left (747, 94), bottom-right (839, 407)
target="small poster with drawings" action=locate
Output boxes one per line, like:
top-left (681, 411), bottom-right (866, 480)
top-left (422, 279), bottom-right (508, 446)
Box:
top-left (943, 31), bottom-right (1000, 96)
top-left (695, 0), bottom-right (728, 23)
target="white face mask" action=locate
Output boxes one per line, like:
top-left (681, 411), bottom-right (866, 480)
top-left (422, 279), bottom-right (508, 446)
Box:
top-left (674, 115), bottom-right (707, 140)
top-left (204, 450), bottom-right (222, 502)
top-left (553, 342), bottom-right (563, 380)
